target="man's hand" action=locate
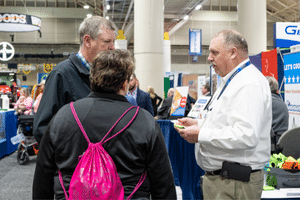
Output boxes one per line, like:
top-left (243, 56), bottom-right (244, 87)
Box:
top-left (175, 125), bottom-right (200, 143)
top-left (177, 118), bottom-right (198, 127)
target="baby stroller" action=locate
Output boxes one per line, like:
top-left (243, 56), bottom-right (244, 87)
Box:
top-left (15, 114), bottom-right (39, 165)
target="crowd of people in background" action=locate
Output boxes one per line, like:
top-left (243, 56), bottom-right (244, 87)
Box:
top-left (12, 80), bottom-right (46, 115)
top-left (4, 16), bottom-right (290, 200)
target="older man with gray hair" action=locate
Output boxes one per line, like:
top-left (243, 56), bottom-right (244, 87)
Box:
top-left (33, 16), bottom-right (116, 144)
top-left (175, 30), bottom-right (272, 199)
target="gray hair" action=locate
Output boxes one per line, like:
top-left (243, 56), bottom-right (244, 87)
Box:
top-left (214, 30), bottom-right (248, 57)
top-left (78, 16), bottom-right (115, 46)
top-left (266, 76), bottom-right (278, 93)
top-left (167, 88), bottom-right (175, 97)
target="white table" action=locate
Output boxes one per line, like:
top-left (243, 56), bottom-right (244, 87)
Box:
top-left (262, 188), bottom-right (300, 199)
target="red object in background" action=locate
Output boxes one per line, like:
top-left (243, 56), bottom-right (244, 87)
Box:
top-left (261, 49), bottom-right (278, 80)
top-left (0, 85), bottom-right (11, 94)
top-left (180, 97), bottom-right (187, 108)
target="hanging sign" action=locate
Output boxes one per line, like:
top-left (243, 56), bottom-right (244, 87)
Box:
top-left (22, 64), bottom-right (31, 74)
top-left (189, 29), bottom-right (202, 56)
top-left (0, 42), bottom-right (15, 61)
top-left (274, 22), bottom-right (300, 48)
top-left (0, 13), bottom-right (41, 32)
top-left (43, 63), bottom-right (55, 73)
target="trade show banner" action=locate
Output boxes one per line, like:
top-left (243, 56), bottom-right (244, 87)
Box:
top-left (182, 74), bottom-right (198, 100)
top-left (37, 73), bottom-right (48, 84)
top-left (283, 52), bottom-right (300, 129)
top-left (275, 22), bottom-right (300, 48)
top-left (188, 96), bottom-right (210, 119)
top-left (261, 49), bottom-right (278, 80)
top-left (170, 86), bottom-right (189, 117)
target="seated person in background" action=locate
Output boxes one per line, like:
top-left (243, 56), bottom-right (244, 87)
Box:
top-left (155, 88), bottom-right (174, 120)
top-left (147, 86), bottom-right (162, 116)
top-left (266, 76), bottom-right (289, 152)
top-left (33, 80), bottom-right (46, 113)
top-left (33, 49), bottom-right (176, 200)
top-left (14, 87), bottom-right (33, 115)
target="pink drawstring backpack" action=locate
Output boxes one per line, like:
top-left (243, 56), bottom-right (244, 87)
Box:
top-left (58, 102), bottom-right (146, 200)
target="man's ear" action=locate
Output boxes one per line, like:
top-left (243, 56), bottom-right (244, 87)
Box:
top-left (83, 34), bottom-right (92, 48)
top-left (230, 47), bottom-right (237, 59)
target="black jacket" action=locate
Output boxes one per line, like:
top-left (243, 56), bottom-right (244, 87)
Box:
top-left (271, 93), bottom-right (289, 135)
top-left (33, 92), bottom-right (176, 200)
top-left (151, 93), bottom-right (162, 116)
top-left (33, 53), bottom-right (91, 144)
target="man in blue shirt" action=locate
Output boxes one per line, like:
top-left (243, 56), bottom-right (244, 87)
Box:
top-left (126, 73), bottom-right (154, 116)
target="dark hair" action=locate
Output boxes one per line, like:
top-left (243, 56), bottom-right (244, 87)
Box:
top-left (90, 49), bottom-right (135, 94)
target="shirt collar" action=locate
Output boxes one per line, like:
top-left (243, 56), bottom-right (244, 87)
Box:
top-left (221, 58), bottom-right (250, 85)
top-left (76, 51), bottom-right (92, 71)
top-left (127, 87), bottom-right (138, 99)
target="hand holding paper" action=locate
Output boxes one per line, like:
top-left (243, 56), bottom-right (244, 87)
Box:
top-left (177, 118), bottom-right (198, 127)
top-left (175, 125), bottom-right (200, 144)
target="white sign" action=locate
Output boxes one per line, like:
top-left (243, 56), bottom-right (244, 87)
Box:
top-left (275, 22), bottom-right (300, 48)
top-left (198, 75), bottom-right (206, 97)
top-left (0, 42), bottom-right (15, 61)
top-left (188, 96), bottom-right (210, 119)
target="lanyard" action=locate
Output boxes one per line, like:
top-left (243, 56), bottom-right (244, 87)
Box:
top-left (217, 61), bottom-right (251, 100)
top-left (204, 61), bottom-right (251, 111)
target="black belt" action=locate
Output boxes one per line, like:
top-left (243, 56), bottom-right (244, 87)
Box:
top-left (205, 169), bottom-right (261, 176)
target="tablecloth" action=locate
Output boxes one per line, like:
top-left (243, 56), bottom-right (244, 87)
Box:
top-left (157, 120), bottom-right (205, 200)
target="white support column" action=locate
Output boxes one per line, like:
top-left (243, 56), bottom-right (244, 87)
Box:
top-left (134, 0), bottom-right (164, 97)
top-left (163, 39), bottom-right (171, 75)
top-left (237, 0), bottom-right (267, 55)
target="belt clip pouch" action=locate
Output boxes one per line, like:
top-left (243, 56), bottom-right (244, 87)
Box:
top-left (220, 161), bottom-right (252, 182)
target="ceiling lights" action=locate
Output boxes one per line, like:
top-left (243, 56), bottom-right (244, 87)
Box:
top-left (195, 4), bottom-right (202, 10)
top-left (183, 15), bottom-right (189, 20)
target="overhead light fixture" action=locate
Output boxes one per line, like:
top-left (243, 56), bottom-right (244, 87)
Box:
top-left (83, 5), bottom-right (89, 9)
top-left (106, 4), bottom-right (110, 10)
top-left (87, 14), bottom-right (92, 18)
top-left (195, 4), bottom-right (202, 10)
top-left (105, 16), bottom-right (109, 20)
top-left (183, 15), bottom-right (189, 20)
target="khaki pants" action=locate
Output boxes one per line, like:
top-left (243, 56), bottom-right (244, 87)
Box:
top-left (202, 170), bottom-right (264, 200)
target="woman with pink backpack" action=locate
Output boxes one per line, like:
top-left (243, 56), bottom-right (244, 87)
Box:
top-left (33, 49), bottom-right (177, 200)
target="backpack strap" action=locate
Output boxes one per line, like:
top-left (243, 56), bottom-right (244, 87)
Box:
top-left (100, 106), bottom-right (139, 144)
top-left (127, 171), bottom-right (147, 200)
top-left (70, 102), bottom-right (139, 145)
top-left (70, 102), bottom-right (91, 143)
top-left (58, 170), bottom-right (69, 200)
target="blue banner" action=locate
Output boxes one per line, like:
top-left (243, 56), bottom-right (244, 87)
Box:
top-left (283, 52), bottom-right (300, 85)
top-left (189, 29), bottom-right (202, 56)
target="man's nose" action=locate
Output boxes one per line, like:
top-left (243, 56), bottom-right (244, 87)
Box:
top-left (109, 42), bottom-right (115, 50)
top-left (207, 54), bottom-right (213, 62)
